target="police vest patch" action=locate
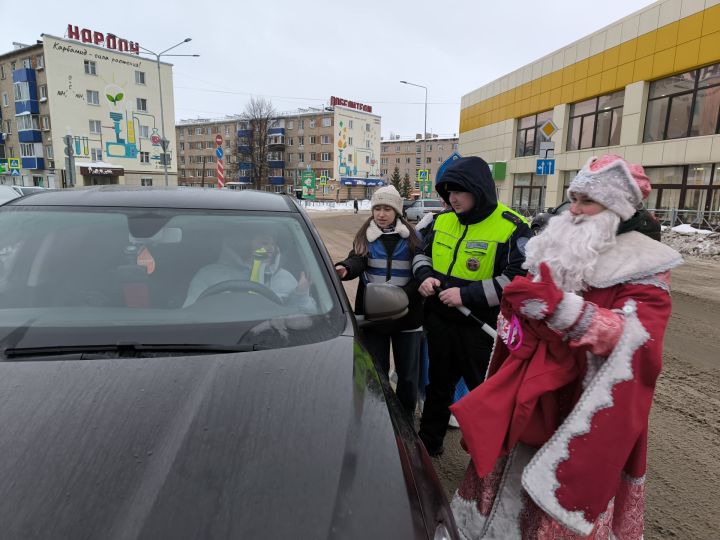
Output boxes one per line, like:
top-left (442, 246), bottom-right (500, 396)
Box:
top-left (466, 257), bottom-right (480, 271)
top-left (466, 241), bottom-right (488, 250)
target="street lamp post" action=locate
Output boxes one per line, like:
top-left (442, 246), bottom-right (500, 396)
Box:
top-left (400, 80), bottom-right (428, 195)
top-left (139, 39), bottom-right (199, 186)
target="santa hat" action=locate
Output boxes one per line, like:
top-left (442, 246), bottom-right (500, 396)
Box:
top-left (371, 185), bottom-right (403, 215)
top-left (568, 155), bottom-right (651, 220)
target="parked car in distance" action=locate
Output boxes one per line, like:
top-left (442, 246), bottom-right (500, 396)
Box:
top-left (531, 200), bottom-right (661, 240)
top-left (402, 198), bottom-right (416, 217)
top-left (0, 187), bottom-right (458, 540)
top-left (0, 185), bottom-right (21, 205)
top-left (404, 198), bottom-right (444, 221)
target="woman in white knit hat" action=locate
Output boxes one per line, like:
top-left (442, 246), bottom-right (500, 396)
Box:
top-left (335, 186), bottom-right (423, 418)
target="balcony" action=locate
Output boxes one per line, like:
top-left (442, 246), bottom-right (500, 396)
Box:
top-left (238, 144), bottom-right (252, 154)
top-left (268, 127), bottom-right (285, 136)
top-left (237, 129), bottom-right (252, 138)
top-left (239, 162), bottom-right (253, 171)
top-left (268, 176), bottom-right (285, 185)
top-left (268, 159), bottom-right (284, 169)
top-left (21, 157), bottom-right (45, 170)
top-left (18, 129), bottom-right (42, 143)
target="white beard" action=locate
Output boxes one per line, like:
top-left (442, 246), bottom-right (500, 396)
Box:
top-left (523, 210), bottom-right (621, 292)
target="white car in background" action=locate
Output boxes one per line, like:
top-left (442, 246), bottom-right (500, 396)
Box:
top-left (404, 198), bottom-right (443, 221)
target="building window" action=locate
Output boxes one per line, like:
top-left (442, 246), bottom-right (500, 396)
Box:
top-left (512, 174), bottom-right (546, 212)
top-left (14, 82), bottom-right (30, 101)
top-left (0, 65), bottom-right (4, 79)
top-left (298, 153), bottom-right (305, 163)
top-left (39, 84), bottom-right (47, 100)
top-left (309, 136), bottom-right (316, 144)
top-left (366, 140), bottom-right (371, 149)
top-left (1, 92), bottom-right (7, 107)
top-left (141, 177), bottom-right (153, 186)
top-left (225, 125), bottom-right (230, 135)
top-left (567, 90), bottom-right (624, 151)
top-left (321, 152), bottom-right (331, 161)
top-left (310, 152), bottom-right (317, 162)
top-left (135, 71), bottom-right (146, 85)
top-left (348, 154), bottom-right (353, 163)
top-left (645, 164), bottom-right (720, 214)
top-left (84, 60), bottom-right (97, 75)
top-left (322, 117), bottom-right (332, 127)
top-left (415, 157), bottom-right (420, 166)
top-left (36, 55), bottom-right (44, 69)
top-left (366, 123), bottom-right (370, 132)
top-left (298, 136), bottom-right (304, 146)
top-left (139, 125), bottom-right (149, 138)
top-left (195, 127), bottom-right (202, 135)
top-left (87, 90), bottom-right (100, 105)
top-left (89, 119), bottom-right (101, 134)
top-left (515, 110), bottom-right (553, 157)
top-left (287, 121), bottom-right (294, 130)
top-left (5, 120), bottom-right (12, 134)
top-left (140, 151), bottom-right (150, 163)
top-left (136, 98), bottom-right (147, 111)
top-left (17, 115), bottom-right (39, 130)
top-left (365, 156), bottom-right (370, 164)
top-left (406, 157), bottom-right (411, 164)
top-left (426, 157), bottom-right (432, 164)
top-left (91, 148), bottom-right (102, 161)
top-left (452, 143), bottom-right (458, 150)
top-left (416, 145), bottom-right (421, 153)
top-left (41, 116), bottom-right (50, 130)
top-left (298, 120), bottom-right (304, 129)
top-left (46, 145), bottom-right (53, 159)
top-left (321, 135), bottom-right (330, 144)
top-left (644, 63), bottom-right (720, 142)
top-left (348, 137), bottom-right (353, 146)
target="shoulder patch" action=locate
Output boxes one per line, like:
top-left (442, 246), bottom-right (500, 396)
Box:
top-left (502, 211), bottom-right (525, 226)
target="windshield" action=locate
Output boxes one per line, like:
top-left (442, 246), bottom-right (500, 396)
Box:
top-left (424, 200), bottom-right (443, 208)
top-left (0, 206), bottom-right (344, 355)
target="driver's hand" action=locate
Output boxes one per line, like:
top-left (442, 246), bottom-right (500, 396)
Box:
top-left (295, 272), bottom-right (311, 295)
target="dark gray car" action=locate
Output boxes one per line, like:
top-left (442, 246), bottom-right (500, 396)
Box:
top-left (0, 187), bottom-right (457, 540)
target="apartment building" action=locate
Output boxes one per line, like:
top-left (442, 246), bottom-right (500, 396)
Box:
top-left (0, 27), bottom-right (177, 188)
top-left (176, 117), bottom-right (240, 187)
top-left (178, 98), bottom-right (382, 200)
top-left (459, 0), bottom-right (720, 227)
top-left (380, 133), bottom-right (459, 197)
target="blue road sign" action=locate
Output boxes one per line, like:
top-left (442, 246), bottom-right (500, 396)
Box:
top-left (216, 147), bottom-right (224, 159)
top-left (9, 158), bottom-right (20, 169)
top-left (536, 159), bottom-right (555, 175)
top-left (10, 169), bottom-right (20, 176)
top-left (418, 170), bottom-right (428, 181)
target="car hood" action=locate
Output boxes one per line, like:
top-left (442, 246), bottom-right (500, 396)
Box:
top-left (0, 337), bottom-right (425, 539)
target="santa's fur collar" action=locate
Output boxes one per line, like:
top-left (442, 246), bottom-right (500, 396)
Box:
top-left (366, 219), bottom-right (410, 243)
top-left (584, 231), bottom-right (683, 288)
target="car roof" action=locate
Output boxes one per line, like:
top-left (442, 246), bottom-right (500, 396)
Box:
top-left (4, 186), bottom-right (298, 212)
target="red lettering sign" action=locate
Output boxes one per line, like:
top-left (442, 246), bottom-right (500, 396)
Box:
top-left (67, 24), bottom-right (140, 55)
top-left (330, 95), bottom-right (372, 113)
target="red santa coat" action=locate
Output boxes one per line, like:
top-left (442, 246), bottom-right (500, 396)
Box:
top-left (450, 232), bottom-right (683, 539)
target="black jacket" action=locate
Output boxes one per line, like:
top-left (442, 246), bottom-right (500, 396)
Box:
top-left (413, 157), bottom-right (532, 326)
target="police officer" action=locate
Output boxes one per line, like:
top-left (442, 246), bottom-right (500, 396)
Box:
top-left (412, 156), bottom-right (531, 457)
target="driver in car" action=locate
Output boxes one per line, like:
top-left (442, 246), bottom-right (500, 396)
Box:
top-left (183, 230), bottom-right (315, 311)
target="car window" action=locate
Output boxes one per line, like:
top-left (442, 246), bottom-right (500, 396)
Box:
top-left (0, 207), bottom-right (344, 352)
top-left (424, 200), bottom-right (442, 208)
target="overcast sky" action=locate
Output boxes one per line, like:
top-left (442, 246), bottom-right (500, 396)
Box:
top-left (3, 0), bottom-right (655, 139)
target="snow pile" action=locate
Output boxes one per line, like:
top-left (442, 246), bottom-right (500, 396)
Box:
top-left (662, 225), bottom-right (720, 260)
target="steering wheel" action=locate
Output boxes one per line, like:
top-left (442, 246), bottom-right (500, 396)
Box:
top-left (196, 279), bottom-right (283, 304)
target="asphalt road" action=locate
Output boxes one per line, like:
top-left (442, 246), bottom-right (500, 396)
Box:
top-left (310, 210), bottom-right (720, 540)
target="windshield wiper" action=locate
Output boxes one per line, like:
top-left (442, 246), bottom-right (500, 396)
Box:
top-left (0, 343), bottom-right (268, 360)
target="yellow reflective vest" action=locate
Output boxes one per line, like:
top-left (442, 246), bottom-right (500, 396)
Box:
top-left (431, 205), bottom-right (527, 282)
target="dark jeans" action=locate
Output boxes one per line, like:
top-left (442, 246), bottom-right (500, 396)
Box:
top-left (363, 330), bottom-right (421, 417)
top-left (418, 313), bottom-right (493, 453)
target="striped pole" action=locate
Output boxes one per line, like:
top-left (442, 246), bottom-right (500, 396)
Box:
top-left (216, 158), bottom-right (224, 188)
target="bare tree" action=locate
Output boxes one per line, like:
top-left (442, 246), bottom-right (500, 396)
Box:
top-left (240, 97), bottom-right (277, 190)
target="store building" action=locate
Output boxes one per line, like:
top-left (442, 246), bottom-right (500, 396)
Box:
top-left (459, 0), bottom-right (720, 227)
top-left (0, 26), bottom-right (177, 188)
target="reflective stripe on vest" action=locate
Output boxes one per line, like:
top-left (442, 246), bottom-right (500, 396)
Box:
top-left (362, 236), bottom-right (412, 286)
top-left (431, 205), bottom-right (525, 281)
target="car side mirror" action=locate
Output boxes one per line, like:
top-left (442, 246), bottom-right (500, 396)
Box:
top-left (357, 283), bottom-right (408, 328)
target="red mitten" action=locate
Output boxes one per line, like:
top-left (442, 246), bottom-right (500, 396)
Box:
top-left (502, 263), bottom-right (563, 320)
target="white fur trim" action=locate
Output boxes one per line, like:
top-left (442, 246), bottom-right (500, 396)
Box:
top-left (547, 292), bottom-right (584, 331)
top-left (416, 211), bottom-right (435, 233)
top-left (521, 299), bottom-right (650, 535)
top-left (519, 299), bottom-right (549, 319)
top-left (568, 157), bottom-right (642, 220)
top-left (366, 218), bottom-right (410, 242)
top-left (585, 232), bottom-right (683, 289)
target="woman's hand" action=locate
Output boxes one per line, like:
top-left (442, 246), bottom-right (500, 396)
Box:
top-left (335, 265), bottom-right (348, 279)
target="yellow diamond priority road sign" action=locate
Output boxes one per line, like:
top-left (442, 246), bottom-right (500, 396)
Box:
top-left (539, 120), bottom-right (558, 140)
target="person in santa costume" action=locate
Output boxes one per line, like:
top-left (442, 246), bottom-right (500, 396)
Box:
top-left (449, 154), bottom-right (683, 539)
